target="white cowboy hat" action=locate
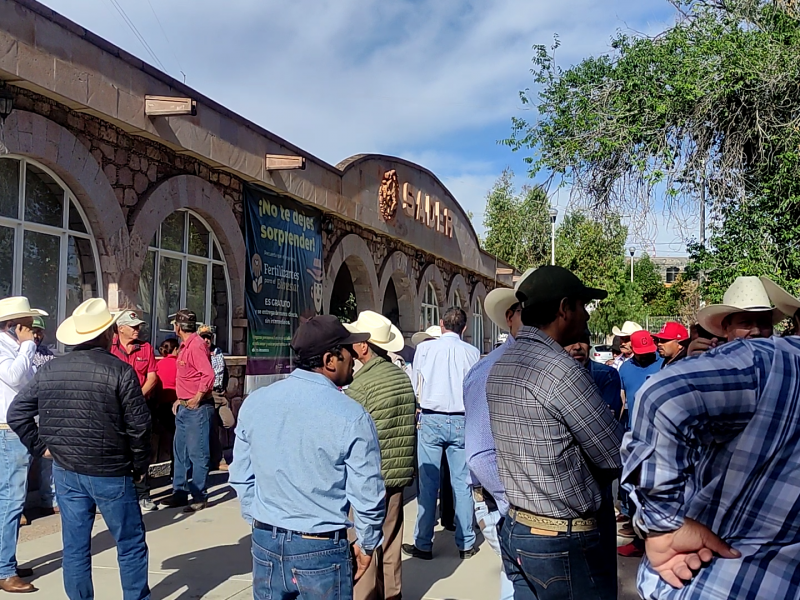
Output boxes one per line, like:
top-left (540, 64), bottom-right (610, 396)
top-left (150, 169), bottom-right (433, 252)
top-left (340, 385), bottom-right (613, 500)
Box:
top-left (0, 297), bottom-right (48, 322)
top-left (411, 326), bottom-right (442, 347)
top-left (57, 298), bottom-right (122, 346)
top-left (344, 311), bottom-right (404, 352)
top-left (485, 267), bottom-right (538, 330)
top-left (612, 321), bottom-right (644, 337)
top-left (697, 276), bottom-right (786, 338)
top-left (760, 276), bottom-right (800, 317)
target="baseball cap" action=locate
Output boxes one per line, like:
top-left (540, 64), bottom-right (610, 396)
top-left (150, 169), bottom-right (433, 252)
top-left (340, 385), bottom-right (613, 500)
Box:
top-left (630, 330), bottom-right (657, 355)
top-left (32, 316), bottom-right (46, 330)
top-left (117, 310), bottom-right (145, 328)
top-left (170, 309), bottom-right (197, 325)
top-left (653, 322), bottom-right (689, 342)
top-left (291, 315), bottom-right (370, 360)
top-left (515, 266), bottom-right (607, 309)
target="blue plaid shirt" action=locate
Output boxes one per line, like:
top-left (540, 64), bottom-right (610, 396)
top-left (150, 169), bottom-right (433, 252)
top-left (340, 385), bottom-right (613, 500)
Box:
top-left (622, 336), bottom-right (800, 599)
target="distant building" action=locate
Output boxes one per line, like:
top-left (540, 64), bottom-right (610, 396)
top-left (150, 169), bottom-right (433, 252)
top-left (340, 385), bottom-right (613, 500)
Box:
top-left (651, 257), bottom-right (690, 285)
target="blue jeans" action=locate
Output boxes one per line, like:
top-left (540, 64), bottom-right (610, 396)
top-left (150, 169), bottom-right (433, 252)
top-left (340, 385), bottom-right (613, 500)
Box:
top-left (474, 500), bottom-right (514, 600)
top-left (414, 413), bottom-right (475, 552)
top-left (0, 430), bottom-right (30, 579)
top-left (173, 404), bottom-right (213, 501)
top-left (499, 513), bottom-right (615, 600)
top-left (38, 457), bottom-right (57, 508)
top-left (251, 526), bottom-right (353, 600)
top-left (54, 464), bottom-right (150, 600)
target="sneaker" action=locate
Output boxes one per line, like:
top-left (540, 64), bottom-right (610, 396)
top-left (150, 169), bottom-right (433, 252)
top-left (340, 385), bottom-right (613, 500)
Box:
top-left (459, 547), bottom-right (479, 559)
top-left (139, 498), bottom-right (159, 512)
top-left (159, 495), bottom-right (189, 509)
top-left (618, 523), bottom-right (636, 538)
top-left (183, 500), bottom-right (207, 513)
top-left (617, 541), bottom-right (645, 558)
top-left (401, 544), bottom-right (432, 560)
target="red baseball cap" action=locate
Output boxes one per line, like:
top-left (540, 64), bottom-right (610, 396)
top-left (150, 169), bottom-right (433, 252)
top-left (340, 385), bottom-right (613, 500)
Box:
top-left (630, 330), bottom-right (657, 355)
top-left (653, 322), bottom-right (689, 342)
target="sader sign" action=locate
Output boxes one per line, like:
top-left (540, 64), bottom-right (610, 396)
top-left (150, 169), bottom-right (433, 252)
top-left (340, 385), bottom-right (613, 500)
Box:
top-left (244, 185), bottom-right (322, 390)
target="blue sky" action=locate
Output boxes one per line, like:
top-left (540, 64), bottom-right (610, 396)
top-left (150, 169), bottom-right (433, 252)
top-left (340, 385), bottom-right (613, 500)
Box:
top-left (38, 0), bottom-right (689, 256)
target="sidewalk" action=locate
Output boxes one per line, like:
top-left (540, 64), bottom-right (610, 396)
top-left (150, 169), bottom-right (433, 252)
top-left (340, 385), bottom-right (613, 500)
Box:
top-left (16, 476), bottom-right (641, 599)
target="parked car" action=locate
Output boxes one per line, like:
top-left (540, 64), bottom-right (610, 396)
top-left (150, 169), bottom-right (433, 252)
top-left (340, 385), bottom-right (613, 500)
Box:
top-left (590, 344), bottom-right (613, 364)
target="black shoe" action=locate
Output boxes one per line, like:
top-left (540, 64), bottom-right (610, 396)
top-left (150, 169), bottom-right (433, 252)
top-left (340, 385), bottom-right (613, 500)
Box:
top-left (401, 544), bottom-right (432, 560)
top-left (159, 495), bottom-right (188, 508)
top-left (442, 522), bottom-right (456, 532)
top-left (183, 500), bottom-right (207, 513)
top-left (460, 547), bottom-right (479, 559)
top-left (15, 568), bottom-right (32, 578)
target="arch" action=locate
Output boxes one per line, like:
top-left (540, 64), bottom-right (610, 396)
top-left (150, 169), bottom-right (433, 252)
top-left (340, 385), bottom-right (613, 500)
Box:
top-left (130, 174), bottom-right (246, 320)
top-left (1, 110), bottom-right (127, 304)
top-left (324, 234), bottom-right (379, 315)
top-left (470, 281), bottom-right (488, 349)
top-left (447, 273), bottom-right (469, 312)
top-left (415, 264), bottom-right (446, 330)
top-left (378, 251), bottom-right (416, 336)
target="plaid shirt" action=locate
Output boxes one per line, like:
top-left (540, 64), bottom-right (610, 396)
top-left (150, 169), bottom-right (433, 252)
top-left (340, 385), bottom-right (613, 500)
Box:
top-left (622, 336), bottom-right (800, 599)
top-left (210, 347), bottom-right (226, 392)
top-left (486, 326), bottom-right (623, 518)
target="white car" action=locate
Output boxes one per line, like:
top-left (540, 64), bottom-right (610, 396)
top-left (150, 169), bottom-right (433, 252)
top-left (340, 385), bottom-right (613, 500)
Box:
top-left (590, 344), bottom-right (613, 364)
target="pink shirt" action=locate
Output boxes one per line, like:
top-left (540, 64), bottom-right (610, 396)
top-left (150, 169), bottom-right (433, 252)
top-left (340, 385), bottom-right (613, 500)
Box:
top-left (176, 333), bottom-right (215, 400)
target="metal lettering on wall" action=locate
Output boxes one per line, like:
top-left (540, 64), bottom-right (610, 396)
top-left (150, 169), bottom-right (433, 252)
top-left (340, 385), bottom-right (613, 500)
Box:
top-left (377, 171), bottom-right (454, 237)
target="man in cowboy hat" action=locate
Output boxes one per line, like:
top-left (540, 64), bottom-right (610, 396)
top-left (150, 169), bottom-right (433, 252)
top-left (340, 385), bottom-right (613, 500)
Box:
top-left (197, 324), bottom-right (234, 472)
top-left (462, 269), bottom-right (532, 600)
top-left (610, 320), bottom-right (644, 370)
top-left (8, 298), bottom-right (151, 599)
top-left (229, 315), bottom-right (384, 599)
top-left (689, 276), bottom-right (786, 356)
top-left (403, 307), bottom-right (480, 561)
top-left (653, 321), bottom-right (690, 368)
top-left (110, 309), bottom-right (160, 512)
top-left (344, 311), bottom-right (416, 600)
top-left (0, 297), bottom-right (46, 593)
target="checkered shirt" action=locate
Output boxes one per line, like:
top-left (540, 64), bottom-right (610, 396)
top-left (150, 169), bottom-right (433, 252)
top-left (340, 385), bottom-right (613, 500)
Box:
top-left (210, 347), bottom-right (226, 392)
top-left (486, 326), bottom-right (623, 518)
top-left (622, 336), bottom-right (800, 599)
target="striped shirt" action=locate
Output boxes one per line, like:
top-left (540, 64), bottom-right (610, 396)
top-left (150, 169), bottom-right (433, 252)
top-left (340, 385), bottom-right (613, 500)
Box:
top-left (622, 336), bottom-right (800, 599)
top-left (487, 326), bottom-right (623, 518)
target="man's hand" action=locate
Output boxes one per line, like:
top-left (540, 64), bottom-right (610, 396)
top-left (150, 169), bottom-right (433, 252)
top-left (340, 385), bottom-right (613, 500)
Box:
top-left (645, 518), bottom-right (741, 589)
top-left (687, 337), bottom-right (720, 357)
top-left (133, 474), bottom-right (145, 484)
top-left (353, 544), bottom-right (372, 582)
top-left (43, 449), bottom-right (52, 459)
top-left (16, 325), bottom-right (34, 344)
top-left (172, 400), bottom-right (181, 416)
top-left (186, 394), bottom-right (203, 410)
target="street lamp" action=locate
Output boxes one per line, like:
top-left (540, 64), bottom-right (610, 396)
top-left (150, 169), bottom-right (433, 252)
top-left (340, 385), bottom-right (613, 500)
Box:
top-left (549, 208), bottom-right (558, 266)
top-left (629, 246), bottom-right (636, 282)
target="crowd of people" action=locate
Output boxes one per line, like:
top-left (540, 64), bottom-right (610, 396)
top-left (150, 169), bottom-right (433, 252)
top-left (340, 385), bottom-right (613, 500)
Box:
top-left (0, 266), bottom-right (799, 599)
top-left (0, 298), bottom-right (233, 596)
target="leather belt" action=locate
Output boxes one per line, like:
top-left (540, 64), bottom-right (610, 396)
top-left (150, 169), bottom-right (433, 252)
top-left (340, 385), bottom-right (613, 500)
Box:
top-left (420, 409), bottom-right (465, 416)
top-left (253, 521), bottom-right (347, 541)
top-left (508, 506), bottom-right (597, 533)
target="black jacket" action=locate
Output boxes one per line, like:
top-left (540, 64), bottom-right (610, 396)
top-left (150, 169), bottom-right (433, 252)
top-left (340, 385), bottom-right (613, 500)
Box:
top-left (8, 345), bottom-right (151, 477)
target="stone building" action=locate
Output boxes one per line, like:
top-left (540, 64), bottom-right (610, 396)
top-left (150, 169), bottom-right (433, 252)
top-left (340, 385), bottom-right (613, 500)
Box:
top-left (0, 0), bottom-right (514, 408)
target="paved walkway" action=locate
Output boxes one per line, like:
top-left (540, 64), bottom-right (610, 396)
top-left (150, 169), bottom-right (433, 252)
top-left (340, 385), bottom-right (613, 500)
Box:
top-left (17, 475), bottom-right (642, 599)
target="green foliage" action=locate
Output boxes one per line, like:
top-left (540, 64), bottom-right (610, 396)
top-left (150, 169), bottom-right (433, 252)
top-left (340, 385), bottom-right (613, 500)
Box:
top-left (482, 170), bottom-right (552, 271)
top-left (633, 254), bottom-right (664, 305)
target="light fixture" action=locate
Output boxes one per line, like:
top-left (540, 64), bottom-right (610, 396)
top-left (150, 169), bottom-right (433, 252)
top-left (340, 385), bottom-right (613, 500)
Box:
top-left (629, 246), bottom-right (636, 257)
top-left (548, 207), bottom-right (558, 223)
top-left (0, 86), bottom-right (13, 121)
top-left (266, 154), bottom-right (306, 171)
top-left (322, 217), bottom-right (335, 233)
top-left (145, 95), bottom-right (197, 117)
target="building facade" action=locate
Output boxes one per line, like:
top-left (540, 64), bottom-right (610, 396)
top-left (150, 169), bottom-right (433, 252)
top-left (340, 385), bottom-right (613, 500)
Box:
top-left (0, 0), bottom-right (514, 407)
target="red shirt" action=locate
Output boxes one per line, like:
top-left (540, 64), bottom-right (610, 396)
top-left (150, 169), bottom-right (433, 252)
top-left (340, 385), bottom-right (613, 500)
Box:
top-left (176, 333), bottom-right (215, 400)
top-left (110, 336), bottom-right (157, 388)
top-left (156, 355), bottom-right (178, 404)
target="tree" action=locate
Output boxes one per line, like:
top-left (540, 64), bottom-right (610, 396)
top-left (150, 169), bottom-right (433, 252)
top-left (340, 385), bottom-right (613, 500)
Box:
top-left (483, 170), bottom-right (551, 271)
top-left (633, 254), bottom-right (665, 306)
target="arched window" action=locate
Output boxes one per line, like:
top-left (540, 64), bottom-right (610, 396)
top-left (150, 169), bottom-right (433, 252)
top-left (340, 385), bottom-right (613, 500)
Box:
top-left (138, 210), bottom-right (230, 350)
top-left (665, 267), bottom-right (680, 284)
top-left (420, 282), bottom-right (439, 330)
top-left (473, 297), bottom-right (484, 353)
top-left (454, 289), bottom-right (463, 310)
top-left (0, 157), bottom-right (100, 349)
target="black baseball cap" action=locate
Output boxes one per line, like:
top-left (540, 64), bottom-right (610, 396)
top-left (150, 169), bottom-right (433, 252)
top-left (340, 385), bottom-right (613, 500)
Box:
top-left (170, 309), bottom-right (197, 325)
top-left (291, 315), bottom-right (370, 360)
top-left (516, 266), bottom-right (607, 308)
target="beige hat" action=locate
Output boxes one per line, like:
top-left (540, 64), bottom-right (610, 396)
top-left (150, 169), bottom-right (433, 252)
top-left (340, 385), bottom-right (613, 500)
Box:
top-left (760, 276), bottom-right (800, 317)
top-left (697, 276), bottom-right (786, 338)
top-left (344, 311), bottom-right (404, 352)
top-left (57, 298), bottom-right (122, 346)
top-left (411, 325), bottom-right (442, 347)
top-left (612, 321), bottom-right (644, 337)
top-left (0, 297), bottom-right (48, 322)
top-left (485, 267), bottom-right (538, 330)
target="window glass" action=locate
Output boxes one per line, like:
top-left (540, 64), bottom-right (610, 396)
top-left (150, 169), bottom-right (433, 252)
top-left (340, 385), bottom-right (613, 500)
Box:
top-left (186, 262), bottom-right (207, 323)
top-left (68, 199), bottom-right (88, 234)
top-left (160, 211), bottom-right (185, 252)
top-left (156, 256), bottom-right (182, 344)
top-left (0, 158), bottom-right (19, 219)
top-left (25, 163), bottom-right (63, 227)
top-left (22, 230), bottom-right (60, 320)
top-left (188, 214), bottom-right (210, 257)
top-left (66, 236), bottom-right (98, 319)
top-left (0, 226), bottom-right (13, 297)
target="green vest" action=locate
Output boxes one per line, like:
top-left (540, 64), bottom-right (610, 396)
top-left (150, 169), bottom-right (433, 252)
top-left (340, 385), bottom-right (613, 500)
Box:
top-left (346, 355), bottom-right (417, 489)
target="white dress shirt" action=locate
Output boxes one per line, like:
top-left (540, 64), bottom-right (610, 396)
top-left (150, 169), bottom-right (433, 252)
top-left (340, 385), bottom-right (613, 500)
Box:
top-left (0, 333), bottom-right (36, 424)
top-left (412, 332), bottom-right (480, 413)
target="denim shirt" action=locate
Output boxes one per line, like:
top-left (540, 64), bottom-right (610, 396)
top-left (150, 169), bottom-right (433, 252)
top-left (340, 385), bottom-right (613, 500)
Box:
top-left (230, 369), bottom-right (386, 551)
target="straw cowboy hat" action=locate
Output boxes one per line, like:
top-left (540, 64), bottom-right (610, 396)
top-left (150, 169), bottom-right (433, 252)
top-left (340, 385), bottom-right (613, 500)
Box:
top-left (411, 326), bottom-right (442, 347)
top-left (484, 267), bottom-right (538, 330)
top-left (760, 276), bottom-right (800, 317)
top-left (0, 297), bottom-right (48, 322)
top-left (612, 321), bottom-right (644, 337)
top-left (697, 276), bottom-right (786, 338)
top-left (56, 298), bottom-right (122, 346)
top-left (344, 311), bottom-right (404, 352)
